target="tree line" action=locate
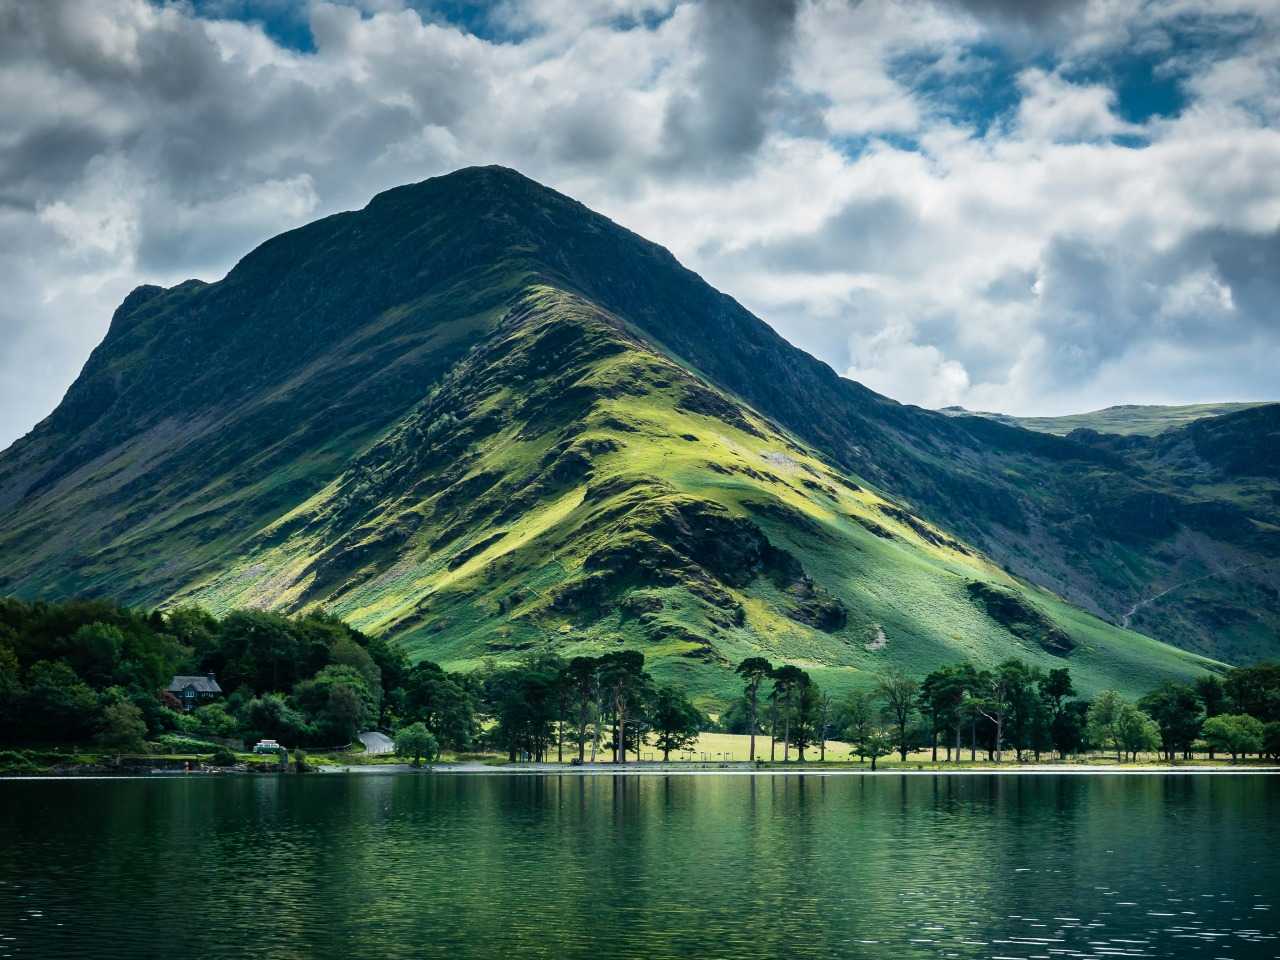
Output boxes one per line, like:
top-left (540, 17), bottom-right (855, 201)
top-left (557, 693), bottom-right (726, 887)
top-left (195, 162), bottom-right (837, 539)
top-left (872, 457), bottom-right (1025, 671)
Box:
top-left (718, 656), bottom-right (1280, 766)
top-left (0, 598), bottom-right (706, 761)
top-left (2, 597), bottom-right (1277, 763)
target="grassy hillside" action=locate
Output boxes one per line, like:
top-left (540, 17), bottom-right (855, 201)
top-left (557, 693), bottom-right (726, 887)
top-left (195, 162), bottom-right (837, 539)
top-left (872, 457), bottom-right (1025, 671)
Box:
top-left (167, 287), bottom-right (1214, 703)
top-left (942, 402), bottom-right (1269, 437)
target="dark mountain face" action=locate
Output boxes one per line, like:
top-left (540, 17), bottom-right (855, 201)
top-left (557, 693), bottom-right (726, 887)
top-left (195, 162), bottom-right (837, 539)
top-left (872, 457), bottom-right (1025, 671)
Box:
top-left (0, 166), bottom-right (1271, 692)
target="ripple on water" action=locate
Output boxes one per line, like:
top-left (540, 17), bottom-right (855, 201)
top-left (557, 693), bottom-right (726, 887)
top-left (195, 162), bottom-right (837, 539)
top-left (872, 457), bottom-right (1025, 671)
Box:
top-left (0, 774), bottom-right (1277, 959)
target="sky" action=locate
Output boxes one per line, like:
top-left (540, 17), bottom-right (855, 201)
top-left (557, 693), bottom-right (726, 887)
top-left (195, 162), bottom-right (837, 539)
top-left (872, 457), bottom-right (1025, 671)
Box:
top-left (1, 0), bottom-right (1279, 450)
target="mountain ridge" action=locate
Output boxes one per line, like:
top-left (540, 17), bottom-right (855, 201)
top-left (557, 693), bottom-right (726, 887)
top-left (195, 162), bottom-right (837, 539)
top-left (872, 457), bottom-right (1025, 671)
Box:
top-left (940, 402), bottom-right (1273, 438)
top-left (0, 166), bottom-right (1273, 696)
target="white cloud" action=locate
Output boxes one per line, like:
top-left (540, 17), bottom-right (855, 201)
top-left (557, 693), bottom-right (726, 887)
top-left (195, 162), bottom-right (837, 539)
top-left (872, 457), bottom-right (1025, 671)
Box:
top-left (0, 0), bottom-right (1279, 447)
top-left (1014, 68), bottom-right (1138, 142)
top-left (846, 324), bottom-right (972, 410)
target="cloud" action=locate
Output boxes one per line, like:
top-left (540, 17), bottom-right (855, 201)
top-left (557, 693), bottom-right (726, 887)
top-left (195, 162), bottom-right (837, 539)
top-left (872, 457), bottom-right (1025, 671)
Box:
top-left (941, 0), bottom-right (1088, 27)
top-left (846, 323), bottom-right (972, 410)
top-left (660, 0), bottom-right (800, 172)
top-left (1, 0), bottom-right (1279, 448)
top-left (1014, 68), bottom-right (1139, 142)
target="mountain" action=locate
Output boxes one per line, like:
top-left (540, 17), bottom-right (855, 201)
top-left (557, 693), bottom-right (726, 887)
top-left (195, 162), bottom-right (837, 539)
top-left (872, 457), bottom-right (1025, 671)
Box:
top-left (941, 402), bottom-right (1270, 437)
top-left (1, 166), bottom-right (1269, 702)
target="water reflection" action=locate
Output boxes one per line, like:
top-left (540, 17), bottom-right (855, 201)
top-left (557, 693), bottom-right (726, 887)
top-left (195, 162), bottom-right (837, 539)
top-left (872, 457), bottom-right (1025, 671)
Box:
top-left (1, 774), bottom-right (1276, 959)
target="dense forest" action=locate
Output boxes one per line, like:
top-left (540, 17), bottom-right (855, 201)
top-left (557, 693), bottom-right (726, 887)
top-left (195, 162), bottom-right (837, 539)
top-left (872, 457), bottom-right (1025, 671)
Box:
top-left (1, 597), bottom-right (1277, 765)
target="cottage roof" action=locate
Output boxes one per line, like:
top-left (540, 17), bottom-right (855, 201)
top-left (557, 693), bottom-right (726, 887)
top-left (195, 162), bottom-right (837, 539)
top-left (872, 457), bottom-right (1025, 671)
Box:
top-left (166, 674), bottom-right (223, 694)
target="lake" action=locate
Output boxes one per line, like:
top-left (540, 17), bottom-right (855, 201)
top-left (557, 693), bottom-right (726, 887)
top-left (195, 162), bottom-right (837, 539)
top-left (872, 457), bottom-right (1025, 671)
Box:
top-left (1, 773), bottom-right (1277, 959)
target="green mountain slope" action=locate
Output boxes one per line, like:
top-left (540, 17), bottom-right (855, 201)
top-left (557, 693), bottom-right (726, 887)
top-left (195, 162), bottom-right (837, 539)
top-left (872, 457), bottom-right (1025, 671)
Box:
top-left (941, 402), bottom-right (1270, 437)
top-left (159, 285), bottom-right (1209, 701)
top-left (0, 166), bottom-right (1268, 697)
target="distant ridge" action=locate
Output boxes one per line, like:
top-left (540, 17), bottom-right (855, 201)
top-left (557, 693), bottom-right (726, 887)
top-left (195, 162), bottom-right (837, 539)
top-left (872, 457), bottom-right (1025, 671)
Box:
top-left (940, 402), bottom-right (1271, 437)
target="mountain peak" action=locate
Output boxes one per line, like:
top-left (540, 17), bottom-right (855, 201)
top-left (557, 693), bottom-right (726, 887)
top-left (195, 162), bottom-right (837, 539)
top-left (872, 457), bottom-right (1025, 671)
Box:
top-left (1, 168), bottom-right (1272, 694)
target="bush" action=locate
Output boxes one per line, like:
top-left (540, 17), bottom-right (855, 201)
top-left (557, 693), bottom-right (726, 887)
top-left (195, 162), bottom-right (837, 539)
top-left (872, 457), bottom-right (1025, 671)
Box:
top-left (208, 747), bottom-right (238, 767)
top-left (292, 749), bottom-right (310, 773)
top-left (0, 749), bottom-right (42, 774)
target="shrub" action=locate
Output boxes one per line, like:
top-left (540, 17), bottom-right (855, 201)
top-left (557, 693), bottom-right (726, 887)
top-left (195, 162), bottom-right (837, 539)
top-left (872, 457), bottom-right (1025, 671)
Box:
top-left (0, 749), bottom-right (42, 774)
top-left (208, 747), bottom-right (238, 767)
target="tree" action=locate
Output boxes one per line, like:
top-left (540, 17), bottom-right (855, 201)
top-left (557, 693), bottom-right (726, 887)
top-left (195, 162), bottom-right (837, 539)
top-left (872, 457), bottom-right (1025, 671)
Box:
top-left (968, 659), bottom-right (1040, 763)
top-left (1040, 667), bottom-right (1074, 719)
top-left (485, 660), bottom-right (559, 762)
top-left (1037, 665), bottom-right (1077, 758)
top-left (717, 697), bottom-right (755, 735)
top-left (839, 690), bottom-right (876, 761)
top-left (1000, 660), bottom-right (1043, 761)
top-left (815, 691), bottom-right (833, 762)
top-left (95, 699), bottom-right (147, 751)
top-left (563, 656), bottom-right (600, 763)
top-left (735, 657), bottom-right (773, 763)
top-left (292, 665), bottom-right (375, 744)
top-left (25, 660), bottom-right (99, 741)
top-left (598, 651), bottom-right (649, 763)
top-left (970, 669), bottom-right (1009, 762)
top-left (241, 693), bottom-right (312, 746)
top-left (854, 730), bottom-right (894, 771)
top-left (790, 679), bottom-right (824, 762)
top-left (1086, 689), bottom-right (1127, 760)
top-left (165, 606), bottom-right (222, 665)
top-left (1139, 682), bottom-right (1203, 760)
top-left (1052, 700), bottom-right (1089, 758)
top-left (876, 668), bottom-right (918, 761)
top-left (1224, 663), bottom-right (1280, 724)
top-left (1195, 674), bottom-right (1227, 715)
top-left (329, 636), bottom-right (383, 713)
top-left (920, 666), bottom-right (968, 762)
top-left (769, 665), bottom-right (809, 761)
top-left (394, 722), bottom-right (439, 767)
top-left (1264, 721), bottom-right (1280, 760)
top-left (190, 702), bottom-right (239, 738)
top-left (1114, 704), bottom-right (1161, 761)
top-left (1194, 674), bottom-right (1228, 759)
top-left (650, 686), bottom-right (702, 761)
top-left (403, 660), bottom-right (478, 750)
top-left (212, 610), bottom-right (305, 694)
top-left (68, 623), bottom-right (125, 688)
top-left (0, 640), bottom-right (23, 740)
top-left (1201, 714), bottom-right (1265, 761)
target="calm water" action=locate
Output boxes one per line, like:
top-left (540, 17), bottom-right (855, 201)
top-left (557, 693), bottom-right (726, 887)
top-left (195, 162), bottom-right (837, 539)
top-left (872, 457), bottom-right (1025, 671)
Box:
top-left (1, 773), bottom-right (1277, 959)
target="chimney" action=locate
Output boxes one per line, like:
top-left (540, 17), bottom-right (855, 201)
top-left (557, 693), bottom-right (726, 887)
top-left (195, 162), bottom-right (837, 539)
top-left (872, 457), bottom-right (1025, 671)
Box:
top-left (206, 672), bottom-right (216, 682)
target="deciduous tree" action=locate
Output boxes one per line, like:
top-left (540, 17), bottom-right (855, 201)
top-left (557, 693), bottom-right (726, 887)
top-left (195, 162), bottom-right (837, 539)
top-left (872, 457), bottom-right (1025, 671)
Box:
top-left (394, 722), bottom-right (439, 767)
top-left (650, 686), bottom-right (701, 761)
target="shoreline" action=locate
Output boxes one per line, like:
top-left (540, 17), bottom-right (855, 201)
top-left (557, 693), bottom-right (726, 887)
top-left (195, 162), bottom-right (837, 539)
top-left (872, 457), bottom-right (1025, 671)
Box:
top-left (6, 762), bottom-right (1279, 780)
top-left (339, 762), bottom-right (1280, 777)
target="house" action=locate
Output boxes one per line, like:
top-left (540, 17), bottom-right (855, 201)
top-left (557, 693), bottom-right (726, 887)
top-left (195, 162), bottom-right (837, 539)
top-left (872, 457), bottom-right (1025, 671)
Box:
top-left (166, 673), bottom-right (223, 712)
